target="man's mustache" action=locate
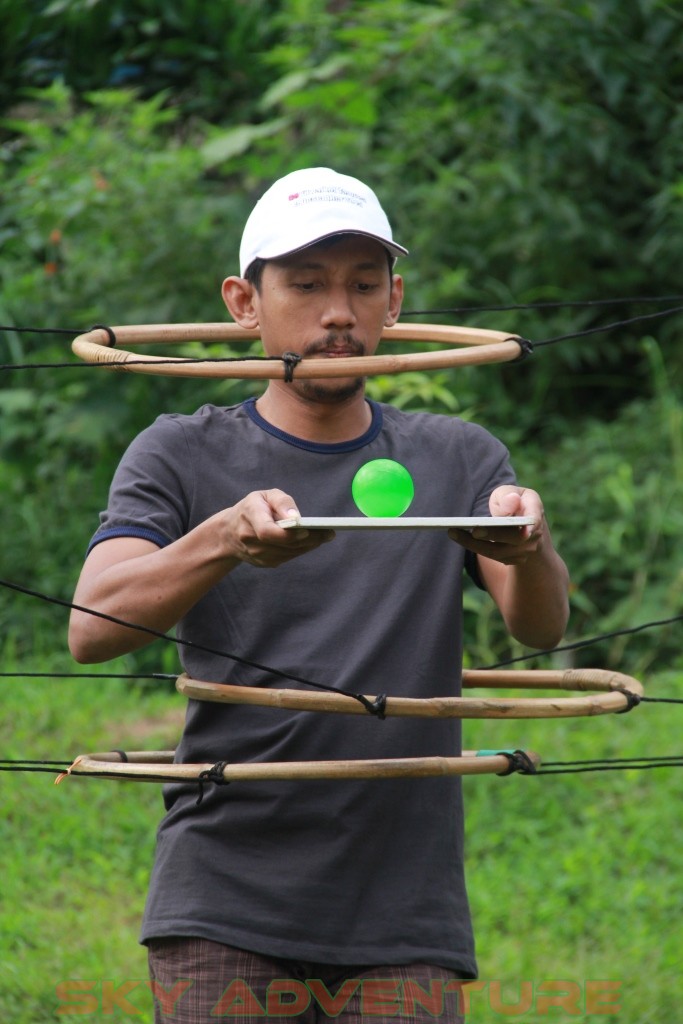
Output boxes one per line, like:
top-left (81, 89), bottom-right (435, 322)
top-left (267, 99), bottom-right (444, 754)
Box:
top-left (302, 334), bottom-right (365, 358)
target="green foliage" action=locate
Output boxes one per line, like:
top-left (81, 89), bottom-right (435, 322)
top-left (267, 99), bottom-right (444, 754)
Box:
top-left (0, 0), bottom-right (282, 121)
top-left (537, 338), bottom-right (683, 674)
top-left (205, 0), bottom-right (683, 428)
top-left (0, 82), bottom-right (242, 325)
top-left (366, 369), bottom-right (467, 415)
top-left (462, 336), bottom-right (683, 673)
top-left (0, 84), bottom-right (251, 654)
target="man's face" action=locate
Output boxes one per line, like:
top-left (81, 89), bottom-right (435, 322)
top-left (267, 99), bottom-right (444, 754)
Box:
top-left (251, 235), bottom-right (403, 404)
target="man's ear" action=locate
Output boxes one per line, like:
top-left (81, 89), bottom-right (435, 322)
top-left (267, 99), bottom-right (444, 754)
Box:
top-left (222, 276), bottom-right (259, 328)
top-left (385, 274), bottom-right (404, 327)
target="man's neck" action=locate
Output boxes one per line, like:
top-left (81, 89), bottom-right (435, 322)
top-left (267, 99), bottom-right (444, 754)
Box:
top-left (255, 383), bottom-right (373, 443)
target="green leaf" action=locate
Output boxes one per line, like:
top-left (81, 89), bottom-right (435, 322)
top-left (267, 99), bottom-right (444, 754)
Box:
top-left (200, 118), bottom-right (290, 167)
top-left (260, 55), bottom-right (350, 110)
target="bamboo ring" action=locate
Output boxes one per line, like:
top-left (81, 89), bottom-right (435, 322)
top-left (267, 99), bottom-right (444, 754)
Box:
top-left (71, 322), bottom-right (526, 379)
top-left (59, 669), bottom-right (642, 788)
top-left (177, 668), bottom-right (644, 719)
top-left (60, 748), bottom-right (541, 784)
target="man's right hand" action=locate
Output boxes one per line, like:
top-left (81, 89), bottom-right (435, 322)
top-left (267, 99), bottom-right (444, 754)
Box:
top-left (219, 489), bottom-right (334, 568)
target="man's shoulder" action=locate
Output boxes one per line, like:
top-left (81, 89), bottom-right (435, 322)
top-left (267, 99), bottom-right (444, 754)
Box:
top-left (119, 403), bottom-right (250, 468)
top-left (379, 402), bottom-right (496, 440)
top-left (142, 401), bottom-right (248, 437)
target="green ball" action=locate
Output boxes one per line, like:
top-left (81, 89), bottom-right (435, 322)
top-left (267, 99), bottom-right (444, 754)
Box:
top-left (352, 459), bottom-right (415, 517)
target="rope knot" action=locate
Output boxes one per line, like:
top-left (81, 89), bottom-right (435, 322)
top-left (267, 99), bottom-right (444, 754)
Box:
top-left (497, 749), bottom-right (538, 776)
top-left (512, 337), bottom-right (534, 360)
top-left (282, 351), bottom-right (302, 382)
top-left (90, 323), bottom-right (117, 347)
top-left (354, 693), bottom-right (387, 719)
top-left (196, 760), bottom-right (230, 805)
top-left (615, 688), bottom-right (642, 713)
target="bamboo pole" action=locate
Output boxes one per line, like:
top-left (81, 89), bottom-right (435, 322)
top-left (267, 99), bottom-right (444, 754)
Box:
top-left (71, 323), bottom-right (524, 379)
top-left (62, 749), bottom-right (541, 783)
top-left (176, 669), bottom-right (643, 720)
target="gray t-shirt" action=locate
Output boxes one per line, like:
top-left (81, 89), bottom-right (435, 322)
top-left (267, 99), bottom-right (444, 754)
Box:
top-left (89, 398), bottom-right (516, 975)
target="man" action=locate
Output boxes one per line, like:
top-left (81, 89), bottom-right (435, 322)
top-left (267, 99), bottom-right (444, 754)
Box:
top-left (69, 167), bottom-right (569, 1023)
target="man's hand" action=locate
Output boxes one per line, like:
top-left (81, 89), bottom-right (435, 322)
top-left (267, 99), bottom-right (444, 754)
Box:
top-left (448, 485), bottom-right (545, 566)
top-left (218, 489), bottom-right (334, 568)
top-left (448, 484), bottom-right (570, 649)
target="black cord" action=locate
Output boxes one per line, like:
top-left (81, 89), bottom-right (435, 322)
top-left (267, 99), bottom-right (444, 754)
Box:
top-left (0, 576), bottom-right (385, 716)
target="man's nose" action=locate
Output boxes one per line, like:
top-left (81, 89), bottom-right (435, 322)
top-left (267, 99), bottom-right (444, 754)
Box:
top-left (320, 288), bottom-right (357, 329)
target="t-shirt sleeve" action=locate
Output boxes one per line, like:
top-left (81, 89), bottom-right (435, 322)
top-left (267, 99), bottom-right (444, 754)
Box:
top-left (87, 415), bottom-right (192, 555)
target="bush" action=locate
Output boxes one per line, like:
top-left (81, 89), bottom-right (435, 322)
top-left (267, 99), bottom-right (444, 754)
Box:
top-left (202, 0), bottom-right (683, 431)
top-left (465, 337), bottom-right (683, 675)
top-left (0, 0), bottom-right (282, 121)
top-left (0, 84), bottom-right (252, 656)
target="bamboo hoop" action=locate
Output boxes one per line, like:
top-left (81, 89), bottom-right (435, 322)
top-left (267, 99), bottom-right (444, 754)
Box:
top-left (60, 748), bottom-right (541, 784)
top-left (58, 669), bottom-right (642, 787)
top-left (177, 668), bottom-right (644, 719)
top-left (71, 322), bottom-right (525, 379)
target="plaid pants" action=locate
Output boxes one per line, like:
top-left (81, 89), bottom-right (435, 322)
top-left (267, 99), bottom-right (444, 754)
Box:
top-left (147, 937), bottom-right (465, 1023)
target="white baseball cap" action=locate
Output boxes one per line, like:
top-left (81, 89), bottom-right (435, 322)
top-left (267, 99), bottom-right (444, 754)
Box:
top-left (239, 167), bottom-right (408, 276)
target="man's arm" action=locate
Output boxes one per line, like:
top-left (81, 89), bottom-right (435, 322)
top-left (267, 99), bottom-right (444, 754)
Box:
top-left (68, 489), bottom-right (333, 664)
top-left (449, 485), bottom-right (570, 650)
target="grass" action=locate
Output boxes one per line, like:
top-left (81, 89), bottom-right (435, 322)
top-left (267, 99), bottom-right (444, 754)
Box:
top-left (0, 650), bottom-right (681, 1023)
top-left (0, 649), bottom-right (180, 1023)
top-left (461, 672), bottom-right (683, 1022)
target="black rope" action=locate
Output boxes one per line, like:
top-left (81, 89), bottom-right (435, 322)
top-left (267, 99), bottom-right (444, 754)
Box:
top-left (0, 759), bottom-right (186, 784)
top-left (512, 337), bottom-right (534, 361)
top-left (534, 756), bottom-right (683, 775)
top-left (615, 689), bottom-right (642, 713)
top-left (89, 323), bottom-right (117, 347)
top-left (400, 295), bottom-right (683, 316)
top-left (480, 613), bottom-right (683, 670)
top-left (0, 361), bottom-right (98, 371)
top-left (496, 750), bottom-right (538, 776)
top-left (353, 693), bottom-right (388, 719)
top-left (0, 355), bottom-right (304, 372)
top-left (282, 351), bottom-right (302, 382)
top-left (0, 759), bottom-right (71, 768)
top-left (0, 325), bottom-right (82, 336)
top-left (2, 576), bottom-right (682, 707)
top-left (196, 760), bottom-right (230, 805)
top-left (0, 576), bottom-right (385, 717)
top-left (2, 753), bottom-right (682, 780)
top-left (3, 296), bottom-right (683, 337)
top-left (2, 300), bottom-right (683, 373)
top-left (0, 671), bottom-right (177, 680)
top-left (3, 671), bottom-right (681, 705)
top-left (533, 305), bottom-right (683, 347)
top-left (542, 754), bottom-right (683, 767)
